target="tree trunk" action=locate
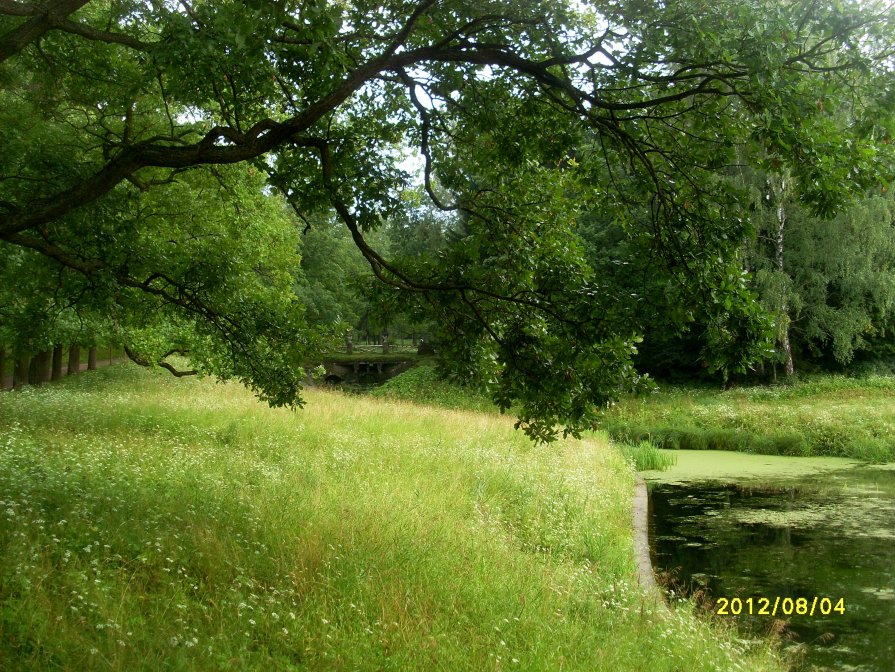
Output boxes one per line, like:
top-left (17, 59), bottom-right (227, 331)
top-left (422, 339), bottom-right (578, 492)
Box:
top-left (34, 349), bottom-right (52, 384)
top-left (771, 172), bottom-right (795, 377)
top-left (780, 320), bottom-right (795, 377)
top-left (28, 354), bottom-right (40, 384)
top-left (67, 344), bottom-right (80, 375)
top-left (14, 355), bottom-right (30, 388)
top-left (0, 347), bottom-right (5, 389)
top-left (51, 344), bottom-right (64, 381)
top-left (88, 346), bottom-right (97, 370)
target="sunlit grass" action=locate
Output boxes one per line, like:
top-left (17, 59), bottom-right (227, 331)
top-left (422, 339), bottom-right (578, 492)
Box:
top-left (0, 365), bottom-right (785, 670)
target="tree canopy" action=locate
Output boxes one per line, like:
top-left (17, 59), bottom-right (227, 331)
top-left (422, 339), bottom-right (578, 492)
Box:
top-left (1, 0), bottom-right (893, 439)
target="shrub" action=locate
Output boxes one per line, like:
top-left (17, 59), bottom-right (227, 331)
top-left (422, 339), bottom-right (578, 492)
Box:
top-left (370, 363), bottom-right (494, 412)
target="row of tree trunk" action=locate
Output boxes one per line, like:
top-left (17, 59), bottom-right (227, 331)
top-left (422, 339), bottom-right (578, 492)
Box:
top-left (0, 345), bottom-right (98, 389)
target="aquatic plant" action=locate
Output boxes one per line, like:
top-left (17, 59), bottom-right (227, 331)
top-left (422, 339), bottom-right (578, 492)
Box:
top-left (618, 440), bottom-right (677, 471)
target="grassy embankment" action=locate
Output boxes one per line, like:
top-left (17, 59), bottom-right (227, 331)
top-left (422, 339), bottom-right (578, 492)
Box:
top-left (372, 365), bottom-right (895, 463)
top-left (598, 375), bottom-right (895, 462)
top-left (0, 364), bottom-right (781, 671)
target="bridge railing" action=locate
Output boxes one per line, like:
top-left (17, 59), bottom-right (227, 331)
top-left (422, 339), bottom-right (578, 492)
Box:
top-left (346, 344), bottom-right (417, 354)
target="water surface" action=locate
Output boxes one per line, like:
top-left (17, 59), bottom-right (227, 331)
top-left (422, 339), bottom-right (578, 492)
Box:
top-left (645, 451), bottom-right (895, 671)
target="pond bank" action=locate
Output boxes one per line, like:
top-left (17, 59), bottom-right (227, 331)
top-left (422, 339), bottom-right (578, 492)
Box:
top-left (632, 475), bottom-right (661, 597)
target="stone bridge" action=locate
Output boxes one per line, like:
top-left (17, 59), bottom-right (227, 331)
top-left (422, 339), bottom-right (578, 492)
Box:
top-left (319, 358), bottom-right (414, 385)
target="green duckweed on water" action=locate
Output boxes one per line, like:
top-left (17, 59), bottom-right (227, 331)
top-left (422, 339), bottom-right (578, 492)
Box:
top-left (642, 449), bottom-right (860, 484)
top-left (645, 450), bottom-right (895, 672)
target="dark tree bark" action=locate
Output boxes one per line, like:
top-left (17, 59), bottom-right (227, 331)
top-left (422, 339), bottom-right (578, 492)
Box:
top-left (87, 346), bottom-right (97, 370)
top-left (13, 355), bottom-right (29, 388)
top-left (0, 0), bottom-right (92, 64)
top-left (40, 349), bottom-right (52, 382)
top-left (32, 349), bottom-right (51, 384)
top-left (0, 347), bottom-right (5, 389)
top-left (51, 343), bottom-right (64, 380)
top-left (28, 354), bottom-right (39, 384)
top-left (67, 344), bottom-right (80, 375)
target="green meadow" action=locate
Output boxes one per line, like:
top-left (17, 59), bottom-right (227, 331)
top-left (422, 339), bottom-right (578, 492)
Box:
top-left (0, 365), bottom-right (784, 671)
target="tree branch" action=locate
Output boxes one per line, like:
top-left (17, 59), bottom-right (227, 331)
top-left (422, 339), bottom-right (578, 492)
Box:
top-left (0, 35), bottom-right (849, 239)
top-left (157, 359), bottom-right (198, 377)
top-left (0, 1), bottom-right (41, 17)
top-left (0, 0), bottom-right (90, 63)
top-left (51, 17), bottom-right (150, 51)
top-left (396, 68), bottom-right (459, 212)
top-left (123, 344), bottom-right (198, 377)
top-left (303, 137), bottom-right (588, 329)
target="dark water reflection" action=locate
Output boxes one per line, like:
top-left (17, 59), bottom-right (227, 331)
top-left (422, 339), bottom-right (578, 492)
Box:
top-left (648, 467), bottom-right (895, 671)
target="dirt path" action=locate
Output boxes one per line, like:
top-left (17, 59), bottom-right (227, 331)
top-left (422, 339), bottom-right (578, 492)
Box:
top-left (1, 357), bottom-right (127, 391)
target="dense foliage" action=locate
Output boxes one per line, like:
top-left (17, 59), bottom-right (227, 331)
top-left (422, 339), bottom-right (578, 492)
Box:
top-left (1, 0), bottom-right (893, 438)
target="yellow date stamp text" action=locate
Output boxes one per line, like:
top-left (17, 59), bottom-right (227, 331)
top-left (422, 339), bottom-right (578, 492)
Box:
top-left (715, 596), bottom-right (846, 617)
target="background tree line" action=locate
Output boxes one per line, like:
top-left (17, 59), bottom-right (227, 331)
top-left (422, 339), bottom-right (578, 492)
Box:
top-left (297, 169), bottom-right (895, 382)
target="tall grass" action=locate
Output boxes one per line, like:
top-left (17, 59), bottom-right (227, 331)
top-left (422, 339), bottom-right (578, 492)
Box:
top-left (0, 365), bottom-right (785, 671)
top-left (618, 441), bottom-right (677, 471)
top-left (600, 374), bottom-right (895, 462)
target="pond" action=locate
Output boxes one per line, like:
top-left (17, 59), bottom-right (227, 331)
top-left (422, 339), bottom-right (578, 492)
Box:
top-left (644, 451), bottom-right (895, 672)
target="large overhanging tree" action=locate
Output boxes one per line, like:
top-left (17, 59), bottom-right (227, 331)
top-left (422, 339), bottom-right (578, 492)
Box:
top-left (1, 0), bottom-right (892, 439)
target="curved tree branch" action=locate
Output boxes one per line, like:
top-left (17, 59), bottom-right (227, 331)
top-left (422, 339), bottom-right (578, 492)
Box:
top-left (0, 0), bottom-right (89, 63)
top-left (123, 344), bottom-right (197, 377)
top-left (0, 1), bottom-right (41, 17)
top-left (396, 67), bottom-right (460, 212)
top-left (301, 136), bottom-right (594, 333)
top-left (51, 17), bottom-right (150, 51)
top-left (0, 36), bottom-right (764, 239)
